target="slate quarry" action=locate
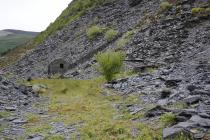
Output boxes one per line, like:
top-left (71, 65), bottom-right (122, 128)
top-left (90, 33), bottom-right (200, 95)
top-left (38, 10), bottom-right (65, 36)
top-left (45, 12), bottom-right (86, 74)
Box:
top-left (1, 0), bottom-right (210, 139)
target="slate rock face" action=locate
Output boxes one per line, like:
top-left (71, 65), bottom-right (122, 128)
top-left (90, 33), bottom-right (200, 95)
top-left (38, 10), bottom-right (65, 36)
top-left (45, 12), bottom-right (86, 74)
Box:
top-left (105, 0), bottom-right (210, 138)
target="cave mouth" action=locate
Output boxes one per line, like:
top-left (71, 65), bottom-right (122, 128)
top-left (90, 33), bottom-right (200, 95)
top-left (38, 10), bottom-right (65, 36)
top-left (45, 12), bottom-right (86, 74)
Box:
top-left (60, 63), bottom-right (64, 69)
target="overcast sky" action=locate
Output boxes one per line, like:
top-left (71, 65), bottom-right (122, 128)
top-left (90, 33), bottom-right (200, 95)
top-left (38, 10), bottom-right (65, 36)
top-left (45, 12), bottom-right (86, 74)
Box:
top-left (0, 0), bottom-right (72, 32)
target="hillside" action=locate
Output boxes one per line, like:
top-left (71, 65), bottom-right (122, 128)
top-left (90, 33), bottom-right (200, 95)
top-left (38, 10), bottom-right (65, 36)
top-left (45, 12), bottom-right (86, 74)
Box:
top-left (0, 29), bottom-right (38, 55)
top-left (1, 0), bottom-right (210, 139)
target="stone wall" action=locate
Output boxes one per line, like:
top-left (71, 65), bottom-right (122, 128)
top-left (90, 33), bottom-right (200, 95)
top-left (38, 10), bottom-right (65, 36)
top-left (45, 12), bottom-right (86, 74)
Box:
top-left (48, 59), bottom-right (69, 75)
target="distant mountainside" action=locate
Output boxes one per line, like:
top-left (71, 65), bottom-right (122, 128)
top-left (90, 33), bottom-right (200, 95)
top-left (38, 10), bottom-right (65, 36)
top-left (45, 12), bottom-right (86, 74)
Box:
top-left (0, 29), bottom-right (38, 55)
top-left (2, 29), bottom-right (38, 36)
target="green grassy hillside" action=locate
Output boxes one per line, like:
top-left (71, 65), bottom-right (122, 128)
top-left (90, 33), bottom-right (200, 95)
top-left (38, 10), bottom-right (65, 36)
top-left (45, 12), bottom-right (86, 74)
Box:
top-left (33, 0), bottom-right (114, 46)
top-left (0, 34), bottom-right (35, 54)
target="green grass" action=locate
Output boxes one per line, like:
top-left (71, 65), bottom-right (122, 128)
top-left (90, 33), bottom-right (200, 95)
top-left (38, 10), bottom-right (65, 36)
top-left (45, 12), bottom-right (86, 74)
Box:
top-left (0, 111), bottom-right (11, 118)
top-left (160, 1), bottom-right (172, 12)
top-left (25, 124), bottom-right (52, 136)
top-left (191, 7), bottom-right (205, 14)
top-left (45, 135), bottom-right (65, 140)
top-left (95, 51), bottom-right (125, 82)
top-left (0, 34), bottom-right (35, 54)
top-left (33, 0), bottom-right (114, 46)
top-left (105, 29), bottom-right (118, 41)
top-left (160, 113), bottom-right (177, 127)
top-left (167, 102), bottom-right (188, 109)
top-left (86, 25), bottom-right (104, 40)
top-left (26, 78), bottom-right (162, 139)
top-left (25, 113), bottom-right (40, 123)
top-left (191, 7), bottom-right (210, 16)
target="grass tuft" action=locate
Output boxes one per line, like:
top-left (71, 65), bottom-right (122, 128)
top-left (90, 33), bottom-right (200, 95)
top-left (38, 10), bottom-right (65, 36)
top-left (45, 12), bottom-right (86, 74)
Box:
top-left (105, 29), bottom-right (118, 41)
top-left (160, 112), bottom-right (177, 127)
top-left (160, 1), bottom-right (172, 12)
top-left (95, 51), bottom-right (125, 82)
top-left (86, 25), bottom-right (103, 40)
top-left (192, 7), bottom-right (205, 14)
top-left (26, 113), bottom-right (40, 123)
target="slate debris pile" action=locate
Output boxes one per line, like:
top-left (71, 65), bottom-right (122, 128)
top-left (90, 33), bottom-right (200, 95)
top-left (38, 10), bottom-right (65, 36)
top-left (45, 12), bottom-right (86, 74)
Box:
top-left (0, 75), bottom-right (39, 138)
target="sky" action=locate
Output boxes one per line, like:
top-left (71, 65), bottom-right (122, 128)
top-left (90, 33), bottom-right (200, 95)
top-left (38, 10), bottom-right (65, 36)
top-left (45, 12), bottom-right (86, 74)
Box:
top-left (0, 0), bottom-right (72, 32)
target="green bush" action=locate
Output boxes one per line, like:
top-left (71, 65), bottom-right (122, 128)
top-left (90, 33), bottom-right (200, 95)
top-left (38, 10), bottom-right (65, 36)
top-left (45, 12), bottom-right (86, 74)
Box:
top-left (191, 7), bottom-right (205, 14)
top-left (160, 1), bottom-right (172, 11)
top-left (191, 7), bottom-right (210, 17)
top-left (160, 113), bottom-right (176, 127)
top-left (95, 51), bottom-right (125, 82)
top-left (105, 29), bottom-right (118, 41)
top-left (86, 26), bottom-right (103, 40)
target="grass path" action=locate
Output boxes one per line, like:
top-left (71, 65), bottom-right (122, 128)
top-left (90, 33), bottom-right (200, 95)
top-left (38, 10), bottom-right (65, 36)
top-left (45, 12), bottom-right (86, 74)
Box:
top-left (24, 78), bottom-right (161, 139)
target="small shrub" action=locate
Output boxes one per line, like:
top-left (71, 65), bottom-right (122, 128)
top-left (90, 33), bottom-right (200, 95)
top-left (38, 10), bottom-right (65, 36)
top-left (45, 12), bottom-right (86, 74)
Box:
top-left (191, 7), bottom-right (205, 14)
top-left (160, 112), bottom-right (176, 127)
top-left (160, 1), bottom-right (172, 11)
top-left (95, 51), bottom-right (125, 82)
top-left (86, 25), bottom-right (103, 40)
top-left (191, 7), bottom-right (210, 16)
top-left (105, 29), bottom-right (118, 41)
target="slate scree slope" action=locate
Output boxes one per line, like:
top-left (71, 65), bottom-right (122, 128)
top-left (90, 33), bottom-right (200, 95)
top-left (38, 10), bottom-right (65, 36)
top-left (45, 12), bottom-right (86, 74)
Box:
top-left (2, 0), bottom-right (210, 139)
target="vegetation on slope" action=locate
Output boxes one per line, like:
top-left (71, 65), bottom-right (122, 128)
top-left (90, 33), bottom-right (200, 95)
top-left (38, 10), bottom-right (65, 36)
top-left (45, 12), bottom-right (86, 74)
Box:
top-left (33, 0), bottom-right (114, 46)
top-left (25, 78), bottom-right (162, 139)
top-left (95, 51), bottom-right (125, 82)
top-left (0, 34), bottom-right (35, 55)
top-left (0, 0), bottom-right (114, 68)
top-left (105, 29), bottom-right (118, 41)
top-left (86, 25), bottom-right (104, 40)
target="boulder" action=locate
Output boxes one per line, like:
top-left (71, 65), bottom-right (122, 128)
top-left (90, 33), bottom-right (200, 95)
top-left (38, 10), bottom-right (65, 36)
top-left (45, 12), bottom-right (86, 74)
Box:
top-left (12, 119), bottom-right (27, 124)
top-left (190, 115), bottom-right (210, 127)
top-left (5, 106), bottom-right (17, 111)
top-left (183, 95), bottom-right (201, 104)
top-left (145, 106), bottom-right (170, 117)
top-left (163, 126), bottom-right (184, 139)
top-left (192, 89), bottom-right (210, 95)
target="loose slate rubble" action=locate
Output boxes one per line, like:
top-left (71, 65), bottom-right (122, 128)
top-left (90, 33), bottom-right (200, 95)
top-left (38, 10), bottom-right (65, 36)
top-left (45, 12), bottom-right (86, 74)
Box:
top-left (1, 0), bottom-right (210, 139)
top-left (0, 75), bottom-right (39, 138)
